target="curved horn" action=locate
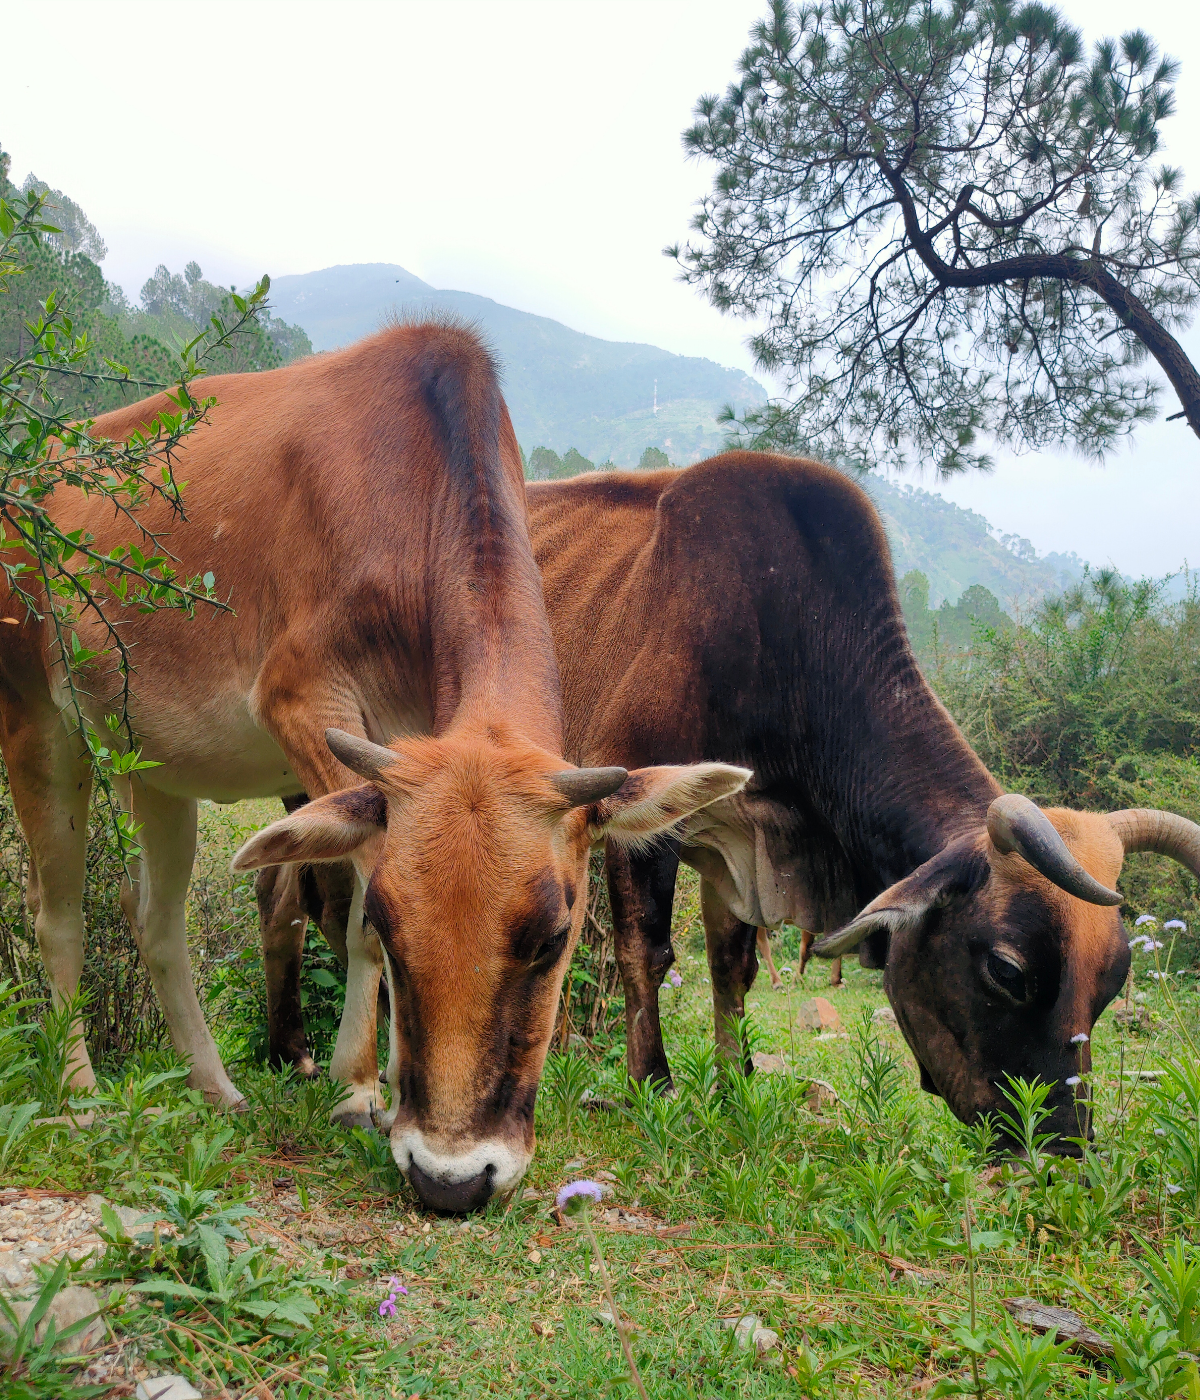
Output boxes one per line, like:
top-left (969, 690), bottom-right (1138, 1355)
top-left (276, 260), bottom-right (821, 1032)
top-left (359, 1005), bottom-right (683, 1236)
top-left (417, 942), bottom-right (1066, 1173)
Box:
top-left (1107, 808), bottom-right (1200, 881)
top-left (325, 728), bottom-right (397, 781)
top-left (550, 767), bottom-right (628, 808)
top-left (987, 794), bottom-right (1122, 906)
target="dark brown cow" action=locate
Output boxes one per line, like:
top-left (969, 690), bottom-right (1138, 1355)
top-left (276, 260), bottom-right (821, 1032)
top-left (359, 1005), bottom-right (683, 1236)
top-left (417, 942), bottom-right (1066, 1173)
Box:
top-left (259, 453), bottom-right (1199, 1154)
top-left (0, 324), bottom-right (747, 1212)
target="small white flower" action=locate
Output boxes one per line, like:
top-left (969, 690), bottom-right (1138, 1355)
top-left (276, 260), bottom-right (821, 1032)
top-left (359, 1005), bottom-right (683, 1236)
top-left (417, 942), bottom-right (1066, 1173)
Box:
top-left (1166, 1184), bottom-right (1184, 1196)
top-left (1155, 1128), bottom-right (1167, 1137)
top-left (1150, 940), bottom-right (1165, 951)
top-left (1066, 1075), bottom-right (1082, 1087)
top-left (1150, 971), bottom-right (1164, 980)
top-left (1070, 1033), bottom-right (1089, 1045)
top-left (1135, 914), bottom-right (1158, 927)
top-left (1164, 920), bottom-right (1187, 932)
top-left (1129, 935), bottom-right (1150, 951)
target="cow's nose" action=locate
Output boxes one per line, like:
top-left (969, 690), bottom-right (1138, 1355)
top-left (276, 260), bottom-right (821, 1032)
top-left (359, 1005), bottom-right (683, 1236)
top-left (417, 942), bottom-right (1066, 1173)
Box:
top-left (407, 1159), bottom-right (495, 1214)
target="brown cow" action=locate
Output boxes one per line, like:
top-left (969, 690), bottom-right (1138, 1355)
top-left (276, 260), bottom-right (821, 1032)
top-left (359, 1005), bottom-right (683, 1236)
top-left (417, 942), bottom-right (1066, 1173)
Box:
top-left (0, 324), bottom-right (748, 1212)
top-left (258, 453), bottom-right (1199, 1154)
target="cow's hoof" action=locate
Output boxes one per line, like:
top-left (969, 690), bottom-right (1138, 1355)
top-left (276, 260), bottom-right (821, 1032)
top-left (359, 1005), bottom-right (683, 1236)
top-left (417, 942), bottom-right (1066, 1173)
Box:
top-left (199, 1083), bottom-right (249, 1112)
top-left (332, 1107), bottom-right (376, 1132)
top-left (297, 1056), bottom-right (322, 1080)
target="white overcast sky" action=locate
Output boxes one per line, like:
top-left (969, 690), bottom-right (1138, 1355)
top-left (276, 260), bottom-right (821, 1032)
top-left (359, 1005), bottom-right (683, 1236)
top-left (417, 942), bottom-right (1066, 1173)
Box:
top-left (4, 0), bottom-right (1197, 576)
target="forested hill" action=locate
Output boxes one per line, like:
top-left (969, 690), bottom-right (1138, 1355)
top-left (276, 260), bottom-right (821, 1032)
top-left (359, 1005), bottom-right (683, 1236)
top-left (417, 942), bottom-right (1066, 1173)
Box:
top-left (865, 477), bottom-right (1087, 608)
top-left (268, 263), bottom-right (766, 466)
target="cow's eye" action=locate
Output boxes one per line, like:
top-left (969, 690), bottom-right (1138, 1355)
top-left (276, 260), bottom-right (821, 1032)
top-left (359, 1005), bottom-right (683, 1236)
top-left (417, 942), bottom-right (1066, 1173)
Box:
top-left (536, 927), bottom-right (571, 964)
top-left (983, 948), bottom-right (1031, 1005)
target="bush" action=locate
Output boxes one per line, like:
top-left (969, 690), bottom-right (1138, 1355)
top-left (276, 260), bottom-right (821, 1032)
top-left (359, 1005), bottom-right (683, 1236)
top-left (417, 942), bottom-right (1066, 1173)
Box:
top-left (931, 568), bottom-right (1200, 943)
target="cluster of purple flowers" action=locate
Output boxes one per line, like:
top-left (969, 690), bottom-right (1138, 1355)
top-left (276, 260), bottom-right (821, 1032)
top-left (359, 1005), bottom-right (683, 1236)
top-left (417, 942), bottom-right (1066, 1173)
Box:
top-left (666, 968), bottom-right (683, 989)
top-left (556, 1180), bottom-right (604, 1215)
top-left (378, 1276), bottom-right (408, 1317)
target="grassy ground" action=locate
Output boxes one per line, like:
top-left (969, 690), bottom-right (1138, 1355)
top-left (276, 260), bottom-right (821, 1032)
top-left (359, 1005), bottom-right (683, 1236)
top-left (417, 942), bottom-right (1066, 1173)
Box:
top-left (3, 803), bottom-right (1200, 1398)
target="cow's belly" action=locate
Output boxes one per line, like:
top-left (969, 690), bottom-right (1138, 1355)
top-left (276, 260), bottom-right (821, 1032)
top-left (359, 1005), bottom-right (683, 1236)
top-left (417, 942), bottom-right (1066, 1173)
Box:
top-left (67, 685), bottom-right (302, 803)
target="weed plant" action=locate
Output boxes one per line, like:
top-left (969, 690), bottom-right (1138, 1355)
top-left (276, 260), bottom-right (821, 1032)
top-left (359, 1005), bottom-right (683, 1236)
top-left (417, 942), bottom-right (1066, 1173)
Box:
top-left (3, 823), bottom-right (1200, 1395)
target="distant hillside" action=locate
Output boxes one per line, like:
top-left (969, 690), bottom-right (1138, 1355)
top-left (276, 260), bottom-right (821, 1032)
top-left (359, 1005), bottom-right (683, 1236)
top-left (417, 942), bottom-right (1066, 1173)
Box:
top-left (864, 476), bottom-right (1087, 608)
top-left (270, 263), bottom-right (1103, 609)
top-left (268, 264), bottom-right (766, 465)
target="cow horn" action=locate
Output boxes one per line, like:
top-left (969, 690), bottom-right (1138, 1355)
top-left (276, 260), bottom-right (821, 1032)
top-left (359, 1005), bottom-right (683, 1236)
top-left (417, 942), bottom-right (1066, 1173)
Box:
top-left (326, 728), bottom-right (396, 780)
top-left (1106, 808), bottom-right (1200, 880)
top-left (987, 794), bottom-right (1123, 906)
top-left (550, 767), bottom-right (628, 807)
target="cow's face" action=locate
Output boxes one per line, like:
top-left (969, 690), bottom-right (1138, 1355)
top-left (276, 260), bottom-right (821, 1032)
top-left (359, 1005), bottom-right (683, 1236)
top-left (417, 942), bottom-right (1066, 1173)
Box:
top-left (236, 727), bottom-right (748, 1211)
top-left (814, 798), bottom-right (1137, 1151)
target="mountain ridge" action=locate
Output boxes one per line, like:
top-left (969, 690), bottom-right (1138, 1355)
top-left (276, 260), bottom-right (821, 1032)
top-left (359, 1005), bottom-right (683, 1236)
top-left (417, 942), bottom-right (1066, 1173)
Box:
top-left (269, 263), bottom-right (766, 466)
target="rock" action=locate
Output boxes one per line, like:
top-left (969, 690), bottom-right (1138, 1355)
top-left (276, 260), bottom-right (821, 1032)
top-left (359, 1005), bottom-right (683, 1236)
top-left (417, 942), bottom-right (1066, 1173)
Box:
top-left (1112, 999), bottom-right (1151, 1030)
top-left (804, 1079), bottom-right (839, 1112)
top-left (722, 1313), bottom-right (770, 1351)
top-left (796, 997), bottom-right (841, 1033)
top-left (520, 1187), bottom-right (541, 1202)
top-left (136, 1379), bottom-right (203, 1400)
top-left (531, 1318), bottom-right (555, 1338)
top-left (1002, 1298), bottom-right (1112, 1359)
top-left (872, 1005), bottom-right (897, 1026)
top-left (2, 1284), bottom-right (107, 1354)
top-left (751, 1051), bottom-right (788, 1075)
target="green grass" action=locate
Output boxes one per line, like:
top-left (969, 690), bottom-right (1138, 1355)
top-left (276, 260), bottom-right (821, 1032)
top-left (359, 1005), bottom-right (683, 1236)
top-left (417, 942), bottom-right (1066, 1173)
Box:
top-left (3, 808), bottom-right (1200, 1398)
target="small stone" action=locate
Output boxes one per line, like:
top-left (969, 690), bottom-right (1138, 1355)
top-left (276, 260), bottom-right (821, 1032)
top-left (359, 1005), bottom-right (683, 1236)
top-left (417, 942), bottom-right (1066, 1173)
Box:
top-left (564, 1158), bottom-right (585, 1170)
top-left (752, 1326), bottom-right (781, 1354)
top-left (594, 1170), bottom-right (617, 1183)
top-left (721, 1313), bottom-right (762, 1350)
top-left (520, 1187), bottom-right (541, 1202)
top-left (872, 1005), bottom-right (897, 1026)
top-left (796, 997), bottom-right (841, 1033)
top-left (135, 1379), bottom-right (203, 1400)
top-left (805, 1079), bottom-right (839, 1111)
top-left (751, 1051), bottom-right (788, 1075)
top-left (527, 1249), bottom-right (542, 1264)
top-left (2, 1284), bottom-right (107, 1354)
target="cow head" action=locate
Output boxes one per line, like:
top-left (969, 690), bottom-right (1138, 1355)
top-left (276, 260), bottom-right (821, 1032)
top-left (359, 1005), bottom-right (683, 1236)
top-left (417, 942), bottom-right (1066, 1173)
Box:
top-left (234, 726), bottom-right (749, 1211)
top-left (813, 797), bottom-right (1200, 1152)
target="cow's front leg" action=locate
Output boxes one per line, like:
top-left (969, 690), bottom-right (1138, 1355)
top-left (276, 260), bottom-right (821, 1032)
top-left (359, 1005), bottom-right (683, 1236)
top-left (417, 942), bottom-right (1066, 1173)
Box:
top-left (606, 839), bottom-right (680, 1091)
top-left (700, 879), bottom-right (758, 1073)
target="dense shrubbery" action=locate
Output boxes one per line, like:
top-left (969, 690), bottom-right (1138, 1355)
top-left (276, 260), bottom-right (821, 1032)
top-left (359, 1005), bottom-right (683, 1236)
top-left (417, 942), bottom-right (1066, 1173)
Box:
top-left (930, 569), bottom-right (1200, 943)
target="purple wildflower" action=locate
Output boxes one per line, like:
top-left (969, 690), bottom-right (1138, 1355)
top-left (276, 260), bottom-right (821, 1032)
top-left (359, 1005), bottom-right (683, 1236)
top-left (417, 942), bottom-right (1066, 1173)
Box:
top-left (556, 1180), bottom-right (604, 1215)
top-left (1135, 914), bottom-right (1158, 927)
top-left (1070, 1033), bottom-right (1089, 1045)
top-left (666, 969), bottom-right (682, 989)
top-left (1066, 1075), bottom-right (1082, 1087)
top-left (1165, 920), bottom-right (1187, 932)
top-left (377, 1276), bottom-right (408, 1317)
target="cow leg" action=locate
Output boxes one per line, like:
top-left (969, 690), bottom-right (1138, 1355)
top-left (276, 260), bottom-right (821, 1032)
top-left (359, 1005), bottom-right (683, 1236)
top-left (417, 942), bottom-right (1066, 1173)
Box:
top-left (700, 879), bottom-right (758, 1073)
top-left (1, 717), bottom-right (95, 1091)
top-left (256, 862), bottom-right (319, 1077)
top-left (605, 840), bottom-right (679, 1090)
top-left (123, 781), bottom-right (244, 1108)
top-left (756, 927), bottom-right (783, 989)
top-left (798, 930), bottom-right (841, 987)
top-left (327, 868), bottom-right (385, 1130)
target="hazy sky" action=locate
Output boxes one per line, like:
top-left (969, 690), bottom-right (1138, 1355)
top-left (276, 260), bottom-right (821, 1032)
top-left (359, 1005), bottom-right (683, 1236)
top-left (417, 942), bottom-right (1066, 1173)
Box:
top-left (4, 0), bottom-right (1196, 576)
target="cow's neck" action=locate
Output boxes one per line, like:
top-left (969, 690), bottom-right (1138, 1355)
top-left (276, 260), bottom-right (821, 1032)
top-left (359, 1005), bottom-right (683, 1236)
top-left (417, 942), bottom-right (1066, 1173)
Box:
top-left (807, 605), bottom-right (1000, 895)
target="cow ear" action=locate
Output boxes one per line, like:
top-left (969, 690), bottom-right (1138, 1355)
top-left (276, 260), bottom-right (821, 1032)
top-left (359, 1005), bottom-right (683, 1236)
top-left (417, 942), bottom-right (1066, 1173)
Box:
top-left (588, 763), bottom-right (751, 848)
top-left (231, 786), bottom-right (387, 871)
top-left (811, 904), bottom-right (927, 960)
top-left (810, 840), bottom-right (991, 960)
